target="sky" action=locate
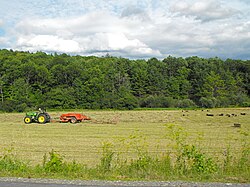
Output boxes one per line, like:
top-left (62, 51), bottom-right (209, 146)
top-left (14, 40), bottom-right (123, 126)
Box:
top-left (0, 0), bottom-right (250, 59)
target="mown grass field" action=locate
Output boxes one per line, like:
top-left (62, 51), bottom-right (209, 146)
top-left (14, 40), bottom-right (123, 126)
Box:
top-left (0, 108), bottom-right (249, 167)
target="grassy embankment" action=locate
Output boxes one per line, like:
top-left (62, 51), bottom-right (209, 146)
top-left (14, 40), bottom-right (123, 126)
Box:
top-left (0, 108), bottom-right (249, 182)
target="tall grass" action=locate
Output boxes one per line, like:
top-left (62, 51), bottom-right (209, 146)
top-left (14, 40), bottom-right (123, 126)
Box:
top-left (0, 124), bottom-right (249, 182)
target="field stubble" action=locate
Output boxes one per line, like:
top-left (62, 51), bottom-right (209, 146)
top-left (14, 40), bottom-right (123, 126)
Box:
top-left (0, 108), bottom-right (249, 167)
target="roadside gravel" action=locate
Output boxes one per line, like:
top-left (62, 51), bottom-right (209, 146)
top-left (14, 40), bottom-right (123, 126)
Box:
top-left (0, 177), bottom-right (249, 187)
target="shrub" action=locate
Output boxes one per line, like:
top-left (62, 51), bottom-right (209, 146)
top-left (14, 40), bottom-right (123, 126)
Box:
top-left (117, 95), bottom-right (138, 110)
top-left (199, 97), bottom-right (217, 108)
top-left (140, 95), bottom-right (177, 108)
top-left (241, 102), bottom-right (250, 107)
top-left (177, 99), bottom-right (196, 108)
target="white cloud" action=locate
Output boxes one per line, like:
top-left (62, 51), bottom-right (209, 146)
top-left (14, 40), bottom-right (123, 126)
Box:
top-left (14, 12), bottom-right (160, 57)
top-left (17, 35), bottom-right (81, 53)
top-left (170, 0), bottom-right (239, 21)
top-left (0, 0), bottom-right (250, 59)
top-left (0, 37), bottom-right (8, 45)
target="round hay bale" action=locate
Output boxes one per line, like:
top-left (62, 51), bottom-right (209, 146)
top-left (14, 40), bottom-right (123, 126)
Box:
top-left (233, 123), bottom-right (241, 128)
top-left (206, 113), bottom-right (214, 116)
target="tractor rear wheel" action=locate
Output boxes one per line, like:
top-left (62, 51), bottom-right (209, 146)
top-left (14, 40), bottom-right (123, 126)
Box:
top-left (24, 116), bottom-right (32, 124)
top-left (44, 112), bottom-right (51, 123)
top-left (70, 117), bottom-right (77, 124)
top-left (38, 114), bottom-right (46, 124)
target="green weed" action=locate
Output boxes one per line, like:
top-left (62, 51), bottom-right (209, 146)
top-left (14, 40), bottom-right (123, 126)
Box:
top-left (0, 147), bottom-right (28, 175)
top-left (98, 142), bottom-right (114, 173)
top-left (43, 150), bottom-right (64, 173)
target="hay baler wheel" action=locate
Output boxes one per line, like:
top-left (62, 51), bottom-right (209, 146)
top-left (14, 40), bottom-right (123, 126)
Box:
top-left (24, 116), bottom-right (32, 124)
top-left (70, 117), bottom-right (77, 124)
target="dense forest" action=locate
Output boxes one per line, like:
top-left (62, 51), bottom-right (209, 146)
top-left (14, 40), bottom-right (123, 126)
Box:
top-left (0, 49), bottom-right (249, 112)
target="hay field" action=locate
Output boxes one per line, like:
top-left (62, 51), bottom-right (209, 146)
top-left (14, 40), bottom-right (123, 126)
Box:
top-left (0, 108), bottom-right (249, 166)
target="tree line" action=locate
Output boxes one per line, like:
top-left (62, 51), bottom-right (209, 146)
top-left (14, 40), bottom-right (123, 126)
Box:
top-left (0, 49), bottom-right (249, 112)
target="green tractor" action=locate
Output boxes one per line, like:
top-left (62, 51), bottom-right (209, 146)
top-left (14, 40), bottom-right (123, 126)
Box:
top-left (24, 108), bottom-right (51, 124)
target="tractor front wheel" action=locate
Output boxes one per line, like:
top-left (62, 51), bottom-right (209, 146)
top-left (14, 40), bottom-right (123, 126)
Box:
top-left (38, 114), bottom-right (46, 124)
top-left (24, 116), bottom-right (32, 124)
